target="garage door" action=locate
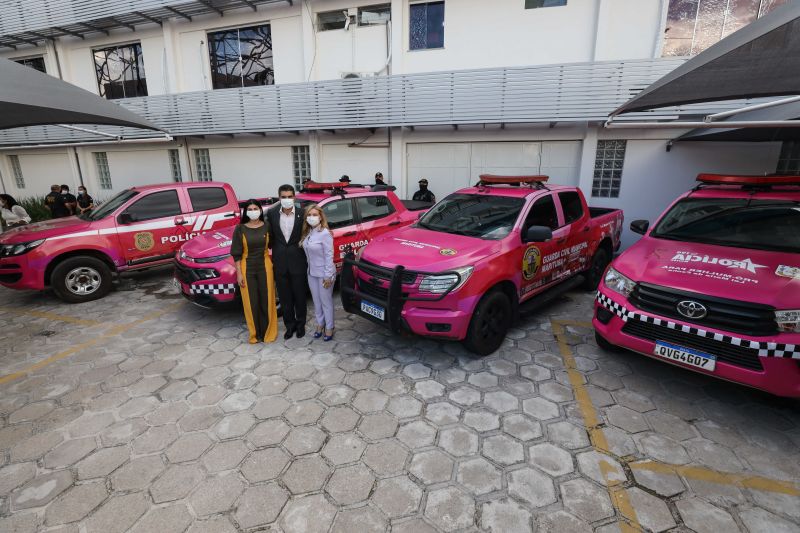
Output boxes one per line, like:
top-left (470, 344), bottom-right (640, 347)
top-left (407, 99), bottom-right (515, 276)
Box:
top-left (407, 141), bottom-right (581, 200)
top-left (321, 144), bottom-right (389, 184)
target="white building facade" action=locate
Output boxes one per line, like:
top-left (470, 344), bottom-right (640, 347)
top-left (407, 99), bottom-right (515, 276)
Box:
top-left (0, 0), bottom-right (793, 247)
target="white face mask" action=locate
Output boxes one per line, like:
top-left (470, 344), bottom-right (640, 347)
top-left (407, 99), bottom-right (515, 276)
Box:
top-left (246, 209), bottom-right (260, 220)
top-left (307, 216), bottom-right (320, 227)
top-left (280, 198), bottom-right (294, 209)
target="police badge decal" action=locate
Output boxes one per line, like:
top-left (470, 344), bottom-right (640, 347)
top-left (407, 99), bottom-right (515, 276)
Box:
top-left (134, 232), bottom-right (155, 252)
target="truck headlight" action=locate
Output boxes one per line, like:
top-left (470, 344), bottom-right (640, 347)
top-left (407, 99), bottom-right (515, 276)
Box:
top-left (604, 266), bottom-right (635, 298)
top-left (0, 239), bottom-right (45, 257)
top-left (775, 310), bottom-right (800, 333)
top-left (419, 266), bottom-right (474, 294)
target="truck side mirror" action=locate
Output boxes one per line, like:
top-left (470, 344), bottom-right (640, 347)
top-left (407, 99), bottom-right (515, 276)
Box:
top-left (118, 212), bottom-right (135, 225)
top-left (524, 225), bottom-right (553, 243)
top-left (630, 220), bottom-right (649, 235)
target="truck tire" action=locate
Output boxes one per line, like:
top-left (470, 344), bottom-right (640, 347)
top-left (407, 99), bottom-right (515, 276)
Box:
top-left (582, 247), bottom-right (610, 291)
top-left (464, 289), bottom-right (512, 356)
top-left (595, 331), bottom-right (620, 352)
top-left (51, 256), bottom-right (112, 303)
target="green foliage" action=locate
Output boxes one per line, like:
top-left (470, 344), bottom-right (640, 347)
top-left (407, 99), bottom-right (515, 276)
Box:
top-left (17, 195), bottom-right (51, 223)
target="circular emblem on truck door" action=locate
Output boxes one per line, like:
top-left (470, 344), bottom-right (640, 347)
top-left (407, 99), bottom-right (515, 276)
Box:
top-left (522, 246), bottom-right (541, 280)
top-left (676, 300), bottom-right (707, 319)
top-left (134, 232), bottom-right (155, 252)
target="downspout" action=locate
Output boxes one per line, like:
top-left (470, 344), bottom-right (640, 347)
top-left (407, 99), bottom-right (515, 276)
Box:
top-left (73, 148), bottom-right (85, 187)
top-left (590, 0), bottom-right (602, 61)
top-left (50, 38), bottom-right (64, 80)
top-left (184, 137), bottom-right (195, 181)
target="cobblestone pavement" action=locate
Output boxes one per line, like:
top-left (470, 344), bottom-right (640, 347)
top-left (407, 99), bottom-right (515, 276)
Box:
top-left (0, 269), bottom-right (798, 533)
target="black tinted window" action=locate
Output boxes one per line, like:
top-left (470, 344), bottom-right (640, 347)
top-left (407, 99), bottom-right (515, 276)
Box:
top-left (189, 187), bottom-right (227, 211)
top-left (559, 191), bottom-right (584, 225)
top-left (322, 200), bottom-right (355, 230)
top-left (419, 194), bottom-right (525, 240)
top-left (356, 196), bottom-right (394, 223)
top-left (125, 190), bottom-right (181, 221)
top-left (525, 195), bottom-right (559, 230)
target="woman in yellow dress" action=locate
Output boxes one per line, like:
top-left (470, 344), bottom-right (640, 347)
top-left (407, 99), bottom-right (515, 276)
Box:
top-left (231, 200), bottom-right (278, 343)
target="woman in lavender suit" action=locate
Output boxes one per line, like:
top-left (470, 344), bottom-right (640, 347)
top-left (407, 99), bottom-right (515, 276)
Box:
top-left (300, 205), bottom-right (336, 341)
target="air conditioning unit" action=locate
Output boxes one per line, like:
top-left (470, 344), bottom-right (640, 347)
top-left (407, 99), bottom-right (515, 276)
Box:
top-left (341, 72), bottom-right (376, 79)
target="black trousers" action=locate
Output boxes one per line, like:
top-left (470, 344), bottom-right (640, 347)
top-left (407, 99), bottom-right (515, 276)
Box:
top-left (275, 269), bottom-right (307, 330)
top-left (245, 266), bottom-right (269, 340)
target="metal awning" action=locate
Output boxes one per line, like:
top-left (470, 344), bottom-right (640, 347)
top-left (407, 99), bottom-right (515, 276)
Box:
top-left (0, 57), bottom-right (161, 132)
top-left (610, 2), bottom-right (800, 117)
top-left (677, 99), bottom-right (800, 142)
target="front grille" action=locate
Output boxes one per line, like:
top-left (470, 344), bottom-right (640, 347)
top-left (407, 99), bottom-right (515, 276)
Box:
top-left (629, 282), bottom-right (776, 336)
top-left (358, 259), bottom-right (417, 285)
top-left (622, 320), bottom-right (764, 371)
top-left (174, 262), bottom-right (201, 284)
top-left (358, 279), bottom-right (388, 301)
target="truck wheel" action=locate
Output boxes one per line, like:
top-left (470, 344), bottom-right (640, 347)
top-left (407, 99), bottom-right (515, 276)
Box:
top-left (464, 290), bottom-right (512, 356)
top-left (51, 256), bottom-right (112, 303)
top-left (595, 331), bottom-right (619, 352)
top-left (582, 247), bottom-right (610, 291)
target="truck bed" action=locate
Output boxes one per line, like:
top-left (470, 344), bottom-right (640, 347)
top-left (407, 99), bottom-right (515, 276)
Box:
top-left (589, 207), bottom-right (619, 218)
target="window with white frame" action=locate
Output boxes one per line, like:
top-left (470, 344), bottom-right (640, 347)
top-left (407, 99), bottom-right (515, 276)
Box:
top-left (592, 140), bottom-right (626, 198)
top-left (8, 155), bottom-right (25, 189)
top-left (94, 152), bottom-right (113, 189)
top-left (777, 141), bottom-right (800, 176)
top-left (410, 1), bottom-right (445, 50)
top-left (208, 24), bottom-right (274, 89)
top-left (93, 43), bottom-right (148, 99)
top-left (360, 4), bottom-right (391, 25)
top-left (292, 146), bottom-right (311, 188)
top-left (194, 149), bottom-right (213, 182)
top-left (525, 0), bottom-right (567, 8)
top-left (318, 9), bottom-right (350, 31)
top-left (168, 149), bottom-right (182, 182)
top-left (15, 56), bottom-right (46, 73)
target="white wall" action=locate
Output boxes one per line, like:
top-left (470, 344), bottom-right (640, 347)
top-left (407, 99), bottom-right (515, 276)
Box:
top-left (204, 145), bottom-right (293, 200)
top-left (320, 141), bottom-right (389, 183)
top-left (0, 151), bottom-right (74, 199)
top-left (595, 0), bottom-right (664, 61)
top-left (86, 148), bottom-right (173, 194)
top-left (315, 24), bottom-right (389, 80)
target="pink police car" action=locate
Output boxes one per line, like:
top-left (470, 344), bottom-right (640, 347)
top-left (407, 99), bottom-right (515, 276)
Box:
top-left (594, 174), bottom-right (800, 397)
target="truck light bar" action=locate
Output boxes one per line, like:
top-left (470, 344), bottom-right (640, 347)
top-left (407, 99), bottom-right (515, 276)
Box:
top-left (477, 175), bottom-right (550, 186)
top-left (302, 181), bottom-right (348, 191)
top-left (696, 174), bottom-right (800, 186)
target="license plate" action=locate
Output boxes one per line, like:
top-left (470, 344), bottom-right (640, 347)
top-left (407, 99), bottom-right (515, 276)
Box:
top-left (361, 301), bottom-right (385, 321)
top-left (653, 341), bottom-right (716, 371)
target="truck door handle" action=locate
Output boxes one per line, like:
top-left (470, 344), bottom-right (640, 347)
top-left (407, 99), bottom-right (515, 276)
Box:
top-left (557, 238), bottom-right (568, 244)
top-left (175, 220), bottom-right (188, 226)
top-left (342, 231), bottom-right (357, 237)
top-left (223, 213), bottom-right (236, 218)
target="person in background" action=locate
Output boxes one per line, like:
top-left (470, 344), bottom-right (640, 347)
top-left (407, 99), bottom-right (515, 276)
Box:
top-left (374, 172), bottom-right (385, 186)
top-left (339, 175), bottom-right (351, 185)
top-left (76, 186), bottom-right (94, 215)
top-left (267, 184), bottom-right (309, 339)
top-left (231, 200), bottom-right (278, 344)
top-left (45, 184), bottom-right (65, 218)
top-left (60, 184), bottom-right (77, 216)
top-left (413, 178), bottom-right (436, 203)
top-left (0, 194), bottom-right (31, 229)
top-left (301, 205), bottom-right (336, 341)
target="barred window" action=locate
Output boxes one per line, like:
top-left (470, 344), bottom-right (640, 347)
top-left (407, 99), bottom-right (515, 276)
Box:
top-left (93, 43), bottom-right (148, 99)
top-left (292, 146), bottom-right (311, 188)
top-left (592, 140), bottom-right (626, 198)
top-left (15, 56), bottom-right (46, 73)
top-left (777, 141), bottom-right (800, 176)
top-left (208, 24), bottom-right (274, 89)
top-left (94, 152), bottom-right (113, 189)
top-left (168, 149), bottom-right (182, 182)
top-left (9, 155), bottom-right (25, 189)
top-left (194, 149), bottom-right (213, 182)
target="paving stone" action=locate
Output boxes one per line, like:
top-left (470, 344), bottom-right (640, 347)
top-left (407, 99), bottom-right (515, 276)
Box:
top-left (749, 489), bottom-right (800, 522)
top-left (132, 424), bottom-right (179, 455)
top-left (179, 407), bottom-right (223, 431)
top-left (214, 412), bottom-right (256, 439)
top-left (529, 442), bottom-right (574, 476)
top-left (248, 419), bottom-right (290, 447)
top-left (448, 386), bottom-right (481, 406)
top-left (279, 493), bottom-right (337, 533)
top-left (150, 464), bottom-right (205, 503)
top-left (77, 446), bottom-right (129, 479)
top-left (468, 372), bottom-right (498, 388)
top-left (188, 386), bottom-right (227, 406)
top-left (146, 402), bottom-right (189, 426)
top-left (253, 395), bottom-right (291, 419)
top-left (43, 437), bottom-right (96, 469)
top-left (353, 390), bottom-right (389, 412)
top-left (606, 405), bottom-right (649, 433)
top-left (318, 385), bottom-right (355, 406)
top-left (100, 419), bottom-right (147, 447)
top-left (11, 430), bottom-right (64, 462)
top-left (502, 414), bottom-right (542, 441)
top-left (414, 379), bottom-right (446, 399)
top-left (539, 381), bottom-right (574, 403)
top-left (241, 447), bottom-right (290, 482)
top-left (739, 507), bottom-right (797, 533)
top-left (483, 434), bottom-right (525, 465)
top-left (425, 402), bottom-right (461, 425)
top-left (547, 421), bottom-right (591, 449)
top-left (189, 472), bottom-right (245, 516)
top-left (282, 455), bottom-right (332, 494)
top-left (645, 410), bottom-right (695, 441)
top-left (202, 440), bottom-right (249, 472)
top-left (9, 401), bottom-right (55, 423)
top-left (639, 434), bottom-right (690, 464)
top-left (186, 516), bottom-right (237, 533)
top-left (0, 512), bottom-right (39, 533)
top-left (85, 492), bottom-right (149, 533)
top-left (629, 462), bottom-right (685, 497)
top-left (685, 476), bottom-right (746, 506)
top-left (536, 510), bottom-right (592, 533)
top-left (0, 462), bottom-right (36, 496)
top-left (481, 498), bottom-right (533, 533)
top-left (522, 397), bottom-right (559, 420)
top-left (129, 503), bottom-right (193, 533)
top-left (234, 483), bottom-right (289, 529)
top-left (508, 466), bottom-right (557, 508)
top-left (43, 481), bottom-right (107, 526)
top-left (322, 432), bottom-right (366, 465)
top-left (456, 456), bottom-right (502, 495)
top-left (284, 400), bottom-right (324, 425)
top-left (397, 420), bottom-right (437, 448)
top-left (345, 372), bottom-right (380, 390)
top-left (576, 450), bottom-right (626, 486)
top-left (401, 363), bottom-right (430, 379)
top-left (520, 363), bottom-right (552, 382)
top-left (314, 366), bottom-right (346, 385)
top-left (111, 455), bottom-right (165, 491)
top-left (487, 359), bottom-right (517, 376)
top-left (686, 439), bottom-right (744, 472)
top-left (410, 449), bottom-right (453, 484)
top-left (675, 497), bottom-right (740, 533)
top-left (284, 381), bottom-right (321, 403)
top-left (424, 486), bottom-right (475, 532)
top-left (358, 412), bottom-right (398, 439)
top-left (331, 505), bottom-right (387, 533)
top-left (363, 439), bottom-right (409, 475)
top-left (320, 405), bottom-right (360, 432)
top-left (118, 396), bottom-right (159, 419)
top-left (165, 432), bottom-right (212, 463)
top-left (379, 376), bottom-right (408, 396)
top-left (388, 395), bottom-right (423, 418)
top-left (372, 475), bottom-right (423, 518)
top-left (560, 478), bottom-right (614, 522)
top-left (464, 409), bottom-right (500, 432)
top-left (284, 426), bottom-right (326, 455)
top-left (622, 487), bottom-right (676, 532)
top-left (159, 380), bottom-right (198, 401)
top-left (439, 426), bottom-right (479, 457)
top-left (326, 463), bottom-right (375, 504)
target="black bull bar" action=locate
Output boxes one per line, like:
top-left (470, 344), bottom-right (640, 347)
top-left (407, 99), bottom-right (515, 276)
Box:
top-left (339, 252), bottom-right (463, 333)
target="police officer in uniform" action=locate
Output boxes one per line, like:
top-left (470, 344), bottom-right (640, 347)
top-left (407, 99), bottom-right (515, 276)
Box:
top-left (412, 178), bottom-right (436, 204)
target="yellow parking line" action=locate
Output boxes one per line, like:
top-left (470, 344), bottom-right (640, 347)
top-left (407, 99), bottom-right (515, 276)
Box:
top-left (0, 306), bottom-right (102, 326)
top-left (0, 302), bottom-right (184, 386)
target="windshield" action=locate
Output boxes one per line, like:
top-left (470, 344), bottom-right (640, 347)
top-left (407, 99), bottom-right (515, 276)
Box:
top-left (652, 197), bottom-right (800, 253)
top-left (81, 190), bottom-right (139, 221)
top-left (418, 193), bottom-right (525, 240)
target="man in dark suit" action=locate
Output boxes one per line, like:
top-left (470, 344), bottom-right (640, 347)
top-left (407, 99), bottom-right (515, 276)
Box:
top-left (268, 184), bottom-right (308, 339)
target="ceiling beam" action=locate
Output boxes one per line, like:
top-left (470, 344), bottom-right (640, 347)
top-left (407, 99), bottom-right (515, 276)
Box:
top-left (166, 6), bottom-right (193, 21)
top-left (549, 121), bottom-right (557, 128)
top-left (239, 0), bottom-right (258, 11)
top-left (134, 11), bottom-right (163, 26)
top-left (0, 43), bottom-right (18, 49)
top-left (109, 17), bottom-right (136, 32)
top-left (81, 22), bottom-right (109, 36)
top-left (197, 0), bottom-right (224, 16)
top-left (52, 26), bottom-right (85, 39)
top-left (14, 36), bottom-right (41, 46)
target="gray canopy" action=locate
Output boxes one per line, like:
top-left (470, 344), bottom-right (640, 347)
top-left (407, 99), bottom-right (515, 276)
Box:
top-left (0, 57), bottom-right (161, 131)
top-left (611, 2), bottom-right (800, 116)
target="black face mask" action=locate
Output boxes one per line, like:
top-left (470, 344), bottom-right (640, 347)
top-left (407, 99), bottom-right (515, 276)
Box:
top-left (78, 191), bottom-right (85, 195)
top-left (420, 185), bottom-right (428, 191)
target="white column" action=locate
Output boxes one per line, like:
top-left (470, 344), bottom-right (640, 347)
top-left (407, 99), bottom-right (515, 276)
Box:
top-left (577, 126), bottom-right (598, 198)
top-left (389, 126), bottom-right (405, 198)
top-left (308, 131), bottom-right (321, 181)
top-left (162, 19), bottom-right (180, 94)
top-left (301, 1), bottom-right (317, 81)
top-left (390, 0), bottom-right (404, 75)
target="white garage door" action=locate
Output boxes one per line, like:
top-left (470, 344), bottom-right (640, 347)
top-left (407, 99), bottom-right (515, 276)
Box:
top-left (321, 144), bottom-right (389, 184)
top-left (407, 141), bottom-right (581, 200)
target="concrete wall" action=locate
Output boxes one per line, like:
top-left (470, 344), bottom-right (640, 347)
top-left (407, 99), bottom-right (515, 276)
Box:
top-left (0, 151), bottom-right (74, 199)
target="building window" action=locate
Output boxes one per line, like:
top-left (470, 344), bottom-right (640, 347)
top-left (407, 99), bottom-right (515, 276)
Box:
top-left (318, 10), bottom-right (350, 31)
top-left (777, 141), bottom-right (800, 175)
top-left (592, 140), bottom-right (626, 198)
top-left (94, 152), bottom-right (113, 189)
top-left (208, 24), bottom-right (274, 89)
top-left (663, 0), bottom-right (787, 57)
top-left (410, 1), bottom-right (445, 50)
top-left (93, 43), bottom-right (148, 99)
top-left (292, 146), bottom-right (310, 188)
top-left (168, 149), bottom-right (182, 182)
top-left (8, 155), bottom-right (25, 189)
top-left (360, 4), bottom-right (392, 25)
top-left (15, 56), bottom-right (46, 73)
top-left (525, 0), bottom-right (567, 8)
top-left (194, 149), bottom-right (213, 182)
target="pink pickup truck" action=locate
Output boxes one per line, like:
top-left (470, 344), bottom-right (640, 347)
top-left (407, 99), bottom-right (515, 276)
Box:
top-left (594, 174), bottom-right (800, 397)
